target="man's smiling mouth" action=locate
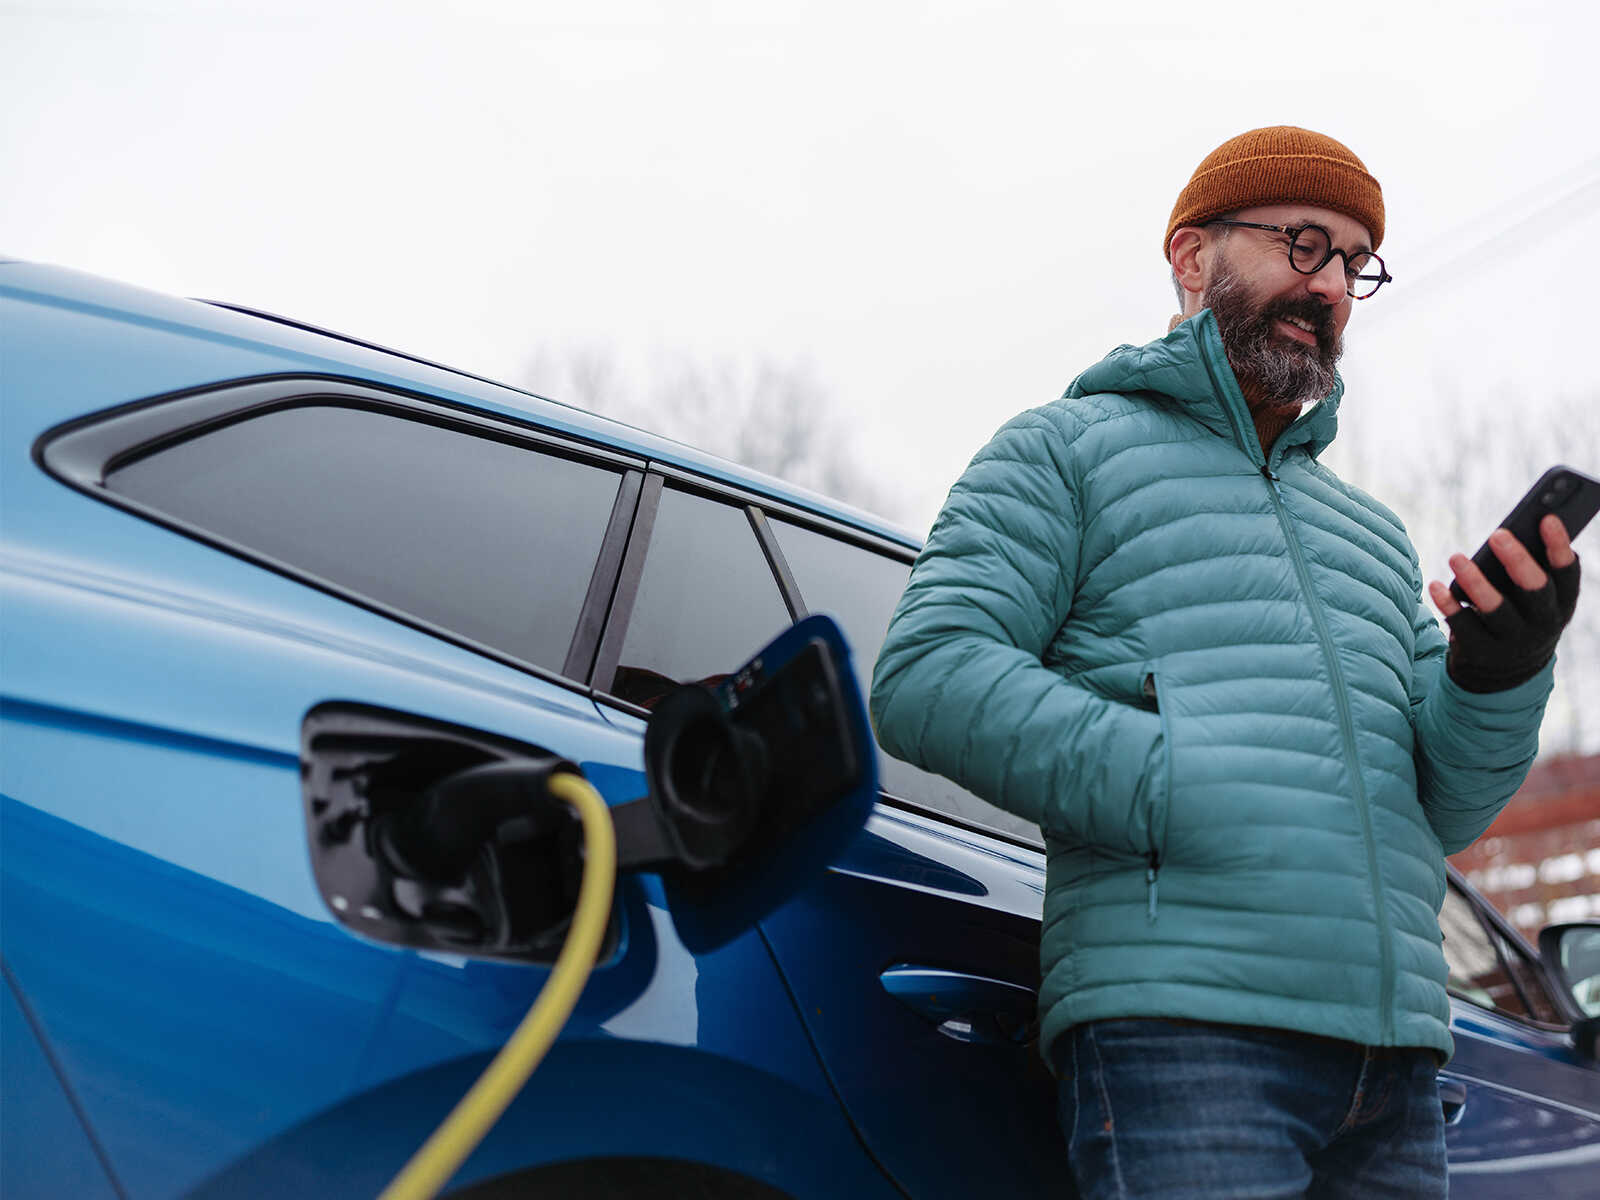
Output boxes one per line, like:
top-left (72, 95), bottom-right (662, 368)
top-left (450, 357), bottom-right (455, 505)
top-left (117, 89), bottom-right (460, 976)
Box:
top-left (1275, 316), bottom-right (1319, 346)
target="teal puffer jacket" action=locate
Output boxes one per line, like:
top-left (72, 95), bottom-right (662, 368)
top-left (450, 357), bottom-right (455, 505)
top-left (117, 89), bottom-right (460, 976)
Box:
top-left (871, 311), bottom-right (1553, 1064)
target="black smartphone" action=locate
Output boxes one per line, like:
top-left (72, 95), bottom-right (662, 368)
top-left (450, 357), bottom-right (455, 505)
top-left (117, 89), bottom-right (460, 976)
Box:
top-left (1449, 465), bottom-right (1600, 604)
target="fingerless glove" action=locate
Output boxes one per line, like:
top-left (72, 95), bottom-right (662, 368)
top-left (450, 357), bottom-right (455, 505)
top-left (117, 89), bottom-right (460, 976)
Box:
top-left (1445, 557), bottom-right (1581, 693)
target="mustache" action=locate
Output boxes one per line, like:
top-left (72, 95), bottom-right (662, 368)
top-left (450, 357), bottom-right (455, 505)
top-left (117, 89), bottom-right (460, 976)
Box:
top-left (1258, 296), bottom-right (1336, 359)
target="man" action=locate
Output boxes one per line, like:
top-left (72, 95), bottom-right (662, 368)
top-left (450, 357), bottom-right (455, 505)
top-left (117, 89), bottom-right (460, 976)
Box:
top-left (869, 126), bottom-right (1581, 1198)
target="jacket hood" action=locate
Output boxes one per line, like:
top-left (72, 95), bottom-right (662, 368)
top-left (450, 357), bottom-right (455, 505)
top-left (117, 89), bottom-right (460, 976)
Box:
top-left (1063, 308), bottom-right (1344, 463)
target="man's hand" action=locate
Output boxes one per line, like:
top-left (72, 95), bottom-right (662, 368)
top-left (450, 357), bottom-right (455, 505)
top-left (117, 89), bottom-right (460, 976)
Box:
top-left (1428, 515), bottom-right (1581, 693)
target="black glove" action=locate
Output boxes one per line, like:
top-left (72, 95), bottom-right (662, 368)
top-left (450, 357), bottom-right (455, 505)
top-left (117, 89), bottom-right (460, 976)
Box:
top-left (1445, 556), bottom-right (1581, 693)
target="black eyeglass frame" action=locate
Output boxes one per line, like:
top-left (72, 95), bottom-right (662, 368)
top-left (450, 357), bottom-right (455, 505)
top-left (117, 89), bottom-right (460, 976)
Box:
top-left (1205, 219), bottom-right (1392, 299)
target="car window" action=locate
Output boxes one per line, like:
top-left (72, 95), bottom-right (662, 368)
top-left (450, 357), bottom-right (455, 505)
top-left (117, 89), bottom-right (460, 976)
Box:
top-left (1439, 885), bottom-right (1563, 1024)
top-left (767, 516), bottom-right (1042, 845)
top-left (106, 405), bottom-right (622, 673)
top-left (607, 488), bottom-right (792, 707)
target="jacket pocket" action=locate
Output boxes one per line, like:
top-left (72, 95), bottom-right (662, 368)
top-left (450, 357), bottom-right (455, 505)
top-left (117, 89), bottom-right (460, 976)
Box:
top-left (1141, 663), bottom-right (1177, 921)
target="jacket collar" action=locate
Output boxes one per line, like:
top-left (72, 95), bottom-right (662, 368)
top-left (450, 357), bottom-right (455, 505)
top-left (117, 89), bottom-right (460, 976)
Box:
top-left (1063, 309), bottom-right (1343, 466)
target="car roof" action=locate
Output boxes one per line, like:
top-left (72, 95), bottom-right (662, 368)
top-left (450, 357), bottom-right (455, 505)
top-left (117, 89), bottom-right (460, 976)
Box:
top-left (1, 260), bottom-right (922, 551)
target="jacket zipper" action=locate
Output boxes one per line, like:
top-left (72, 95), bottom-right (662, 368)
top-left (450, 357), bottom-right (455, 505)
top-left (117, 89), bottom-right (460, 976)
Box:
top-left (1195, 325), bottom-right (1397, 1043)
top-left (1259, 463), bottom-right (1396, 1044)
top-left (1146, 850), bottom-right (1160, 923)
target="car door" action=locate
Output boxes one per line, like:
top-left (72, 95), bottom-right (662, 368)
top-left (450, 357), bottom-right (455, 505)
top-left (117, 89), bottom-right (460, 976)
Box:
top-left (1438, 877), bottom-right (1600, 1198)
top-left (585, 491), bottom-right (1063, 1199)
top-left (749, 514), bottom-right (1062, 1199)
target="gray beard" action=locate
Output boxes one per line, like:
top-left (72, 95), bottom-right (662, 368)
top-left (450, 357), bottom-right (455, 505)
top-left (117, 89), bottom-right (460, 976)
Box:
top-left (1203, 264), bottom-right (1342, 408)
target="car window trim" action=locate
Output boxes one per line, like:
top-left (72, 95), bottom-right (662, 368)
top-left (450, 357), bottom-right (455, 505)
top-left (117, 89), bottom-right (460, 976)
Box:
top-left (648, 460), bottom-right (919, 562)
top-left (1443, 874), bottom-right (1573, 1031)
top-left (593, 463), bottom-right (921, 692)
top-left (589, 474), bottom-right (815, 696)
top-left (1472, 885), bottom-right (1544, 1022)
top-left (588, 473), bottom-right (664, 693)
top-left (36, 375), bottom-right (647, 706)
top-left (877, 791), bottom-right (1045, 852)
top-left (747, 505), bottom-right (806, 622)
top-left (561, 470), bottom-right (645, 682)
top-left (40, 374), bottom-right (648, 484)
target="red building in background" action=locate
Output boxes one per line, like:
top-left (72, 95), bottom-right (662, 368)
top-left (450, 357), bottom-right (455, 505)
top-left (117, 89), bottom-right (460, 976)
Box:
top-left (1449, 752), bottom-right (1600, 938)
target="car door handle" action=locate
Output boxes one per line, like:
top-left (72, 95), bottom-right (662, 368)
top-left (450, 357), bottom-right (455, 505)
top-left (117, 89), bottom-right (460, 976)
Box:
top-left (1438, 1077), bottom-right (1467, 1125)
top-left (879, 965), bottom-right (1037, 1046)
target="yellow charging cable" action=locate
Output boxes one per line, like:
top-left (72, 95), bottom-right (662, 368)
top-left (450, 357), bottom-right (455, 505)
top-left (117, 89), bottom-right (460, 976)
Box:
top-left (379, 772), bottom-right (617, 1200)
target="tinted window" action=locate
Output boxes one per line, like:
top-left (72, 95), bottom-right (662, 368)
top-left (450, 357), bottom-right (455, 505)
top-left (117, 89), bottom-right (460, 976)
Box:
top-left (769, 517), bottom-right (1041, 844)
top-left (1440, 885), bottom-right (1562, 1024)
top-left (108, 405), bottom-right (622, 672)
top-left (609, 489), bottom-right (791, 706)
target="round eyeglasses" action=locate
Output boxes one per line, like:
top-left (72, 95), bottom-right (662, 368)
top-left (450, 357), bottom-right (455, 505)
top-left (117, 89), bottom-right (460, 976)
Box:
top-left (1206, 220), bottom-right (1392, 300)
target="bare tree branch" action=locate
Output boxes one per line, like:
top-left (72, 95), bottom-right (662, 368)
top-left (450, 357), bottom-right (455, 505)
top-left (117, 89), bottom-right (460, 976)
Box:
top-left (1333, 386), bottom-right (1599, 756)
top-left (522, 343), bottom-right (901, 522)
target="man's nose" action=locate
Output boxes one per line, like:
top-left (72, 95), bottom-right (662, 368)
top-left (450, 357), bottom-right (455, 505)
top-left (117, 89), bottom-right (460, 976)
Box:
top-left (1304, 255), bottom-right (1348, 304)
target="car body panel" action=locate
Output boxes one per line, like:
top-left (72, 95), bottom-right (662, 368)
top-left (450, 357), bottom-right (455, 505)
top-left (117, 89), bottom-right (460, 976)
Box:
top-left (760, 807), bottom-right (1059, 1198)
top-left (1, 969), bottom-right (122, 1200)
top-left (1443, 1006), bottom-right (1600, 1198)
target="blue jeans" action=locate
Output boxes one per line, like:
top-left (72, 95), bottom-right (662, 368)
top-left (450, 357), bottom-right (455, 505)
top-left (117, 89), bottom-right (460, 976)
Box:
top-left (1056, 1019), bottom-right (1446, 1199)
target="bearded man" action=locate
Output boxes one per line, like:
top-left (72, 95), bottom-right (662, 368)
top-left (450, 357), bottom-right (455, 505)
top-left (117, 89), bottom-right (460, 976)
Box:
top-left (870, 126), bottom-right (1581, 1198)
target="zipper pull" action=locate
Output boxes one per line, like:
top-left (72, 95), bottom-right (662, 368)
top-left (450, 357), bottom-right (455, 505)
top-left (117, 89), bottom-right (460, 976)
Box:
top-left (1146, 852), bottom-right (1160, 923)
top-left (1260, 464), bottom-right (1280, 483)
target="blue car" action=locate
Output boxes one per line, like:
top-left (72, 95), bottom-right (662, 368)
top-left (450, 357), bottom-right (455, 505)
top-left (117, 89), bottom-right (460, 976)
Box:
top-left (3, 261), bottom-right (1597, 1199)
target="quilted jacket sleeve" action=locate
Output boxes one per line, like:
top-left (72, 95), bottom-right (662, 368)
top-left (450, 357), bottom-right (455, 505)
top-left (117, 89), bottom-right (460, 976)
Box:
top-left (870, 408), bottom-right (1165, 855)
top-left (1406, 574), bottom-right (1554, 855)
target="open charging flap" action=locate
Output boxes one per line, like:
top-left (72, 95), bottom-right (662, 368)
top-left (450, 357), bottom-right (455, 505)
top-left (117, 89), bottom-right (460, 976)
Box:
top-left (616, 614), bottom-right (878, 953)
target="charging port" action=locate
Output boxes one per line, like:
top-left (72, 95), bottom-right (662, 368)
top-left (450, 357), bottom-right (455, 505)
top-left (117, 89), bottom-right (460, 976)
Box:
top-left (301, 705), bottom-right (610, 964)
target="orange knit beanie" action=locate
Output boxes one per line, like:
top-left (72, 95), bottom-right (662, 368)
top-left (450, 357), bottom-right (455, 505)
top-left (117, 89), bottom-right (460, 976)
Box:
top-left (1164, 126), bottom-right (1384, 260)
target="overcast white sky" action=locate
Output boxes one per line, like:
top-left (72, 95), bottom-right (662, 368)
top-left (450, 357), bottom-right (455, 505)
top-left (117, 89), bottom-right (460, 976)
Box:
top-left (6, 0), bottom-right (1600, 749)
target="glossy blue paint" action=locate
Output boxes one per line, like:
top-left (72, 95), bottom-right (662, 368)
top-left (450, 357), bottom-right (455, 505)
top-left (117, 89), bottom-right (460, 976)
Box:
top-left (1439, 1064), bottom-right (1600, 1199)
top-left (759, 808), bottom-right (1059, 1199)
top-left (2, 794), bottom-right (401, 1192)
top-left (1, 968), bottom-right (122, 1199)
top-left (1451, 1004), bottom-right (1593, 1073)
top-left (1443, 1001), bottom-right (1600, 1197)
top-left (2, 796), bottom-right (893, 1198)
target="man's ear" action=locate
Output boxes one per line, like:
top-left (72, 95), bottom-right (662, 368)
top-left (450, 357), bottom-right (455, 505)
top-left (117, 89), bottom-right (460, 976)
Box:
top-left (1169, 227), bottom-right (1209, 304)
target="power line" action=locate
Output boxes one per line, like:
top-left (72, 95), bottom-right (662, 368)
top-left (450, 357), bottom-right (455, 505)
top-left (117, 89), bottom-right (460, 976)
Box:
top-left (1366, 156), bottom-right (1600, 322)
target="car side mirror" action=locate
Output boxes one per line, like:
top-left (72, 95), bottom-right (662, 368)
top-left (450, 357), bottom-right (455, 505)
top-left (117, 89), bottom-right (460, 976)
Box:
top-left (613, 614), bottom-right (877, 952)
top-left (1539, 921), bottom-right (1600, 1017)
top-left (1539, 921), bottom-right (1600, 1058)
